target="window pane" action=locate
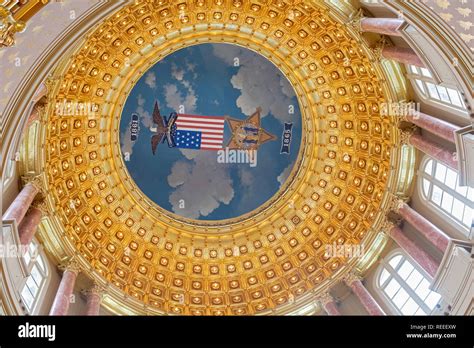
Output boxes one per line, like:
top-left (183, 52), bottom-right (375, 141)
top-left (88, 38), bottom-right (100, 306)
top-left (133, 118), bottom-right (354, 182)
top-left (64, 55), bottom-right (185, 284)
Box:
top-left (423, 179), bottom-right (431, 197)
top-left (445, 169), bottom-right (457, 189)
top-left (30, 265), bottom-right (43, 285)
top-left (462, 206), bottom-right (473, 227)
top-left (437, 86), bottom-right (450, 103)
top-left (424, 159), bottom-right (433, 175)
top-left (37, 256), bottom-right (45, 272)
top-left (432, 185), bottom-right (443, 205)
top-left (409, 65), bottom-right (418, 74)
top-left (441, 192), bottom-right (454, 213)
top-left (384, 279), bottom-right (401, 299)
top-left (398, 261), bottom-right (414, 280)
top-left (420, 67), bottom-right (432, 78)
top-left (455, 180), bottom-right (468, 196)
top-left (26, 277), bottom-right (39, 295)
top-left (435, 163), bottom-right (447, 182)
top-left (23, 252), bottom-right (31, 266)
top-left (414, 307), bottom-right (427, 315)
top-left (389, 255), bottom-right (403, 269)
top-left (427, 83), bottom-right (440, 99)
top-left (406, 269), bottom-right (423, 290)
top-left (415, 80), bottom-right (426, 94)
top-left (415, 279), bottom-right (431, 300)
top-left (425, 292), bottom-right (441, 310)
top-left (29, 242), bottom-right (37, 253)
top-left (468, 188), bottom-right (474, 201)
top-left (20, 287), bottom-right (34, 309)
top-left (447, 88), bottom-right (463, 107)
top-left (452, 199), bottom-right (465, 221)
top-left (379, 269), bottom-right (390, 286)
top-left (401, 298), bottom-right (419, 315)
top-left (393, 288), bottom-right (410, 309)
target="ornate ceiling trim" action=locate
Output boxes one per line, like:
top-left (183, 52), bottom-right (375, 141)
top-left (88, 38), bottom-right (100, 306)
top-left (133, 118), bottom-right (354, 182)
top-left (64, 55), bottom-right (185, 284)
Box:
top-left (22, 0), bottom-right (410, 315)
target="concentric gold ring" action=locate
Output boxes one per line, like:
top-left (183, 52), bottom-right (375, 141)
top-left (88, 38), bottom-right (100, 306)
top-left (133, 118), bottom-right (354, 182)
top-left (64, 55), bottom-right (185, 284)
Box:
top-left (111, 37), bottom-right (312, 230)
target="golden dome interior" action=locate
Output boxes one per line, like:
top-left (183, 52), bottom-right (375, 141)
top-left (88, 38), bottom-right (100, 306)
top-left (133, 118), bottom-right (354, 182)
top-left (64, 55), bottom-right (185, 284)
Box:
top-left (36, 0), bottom-right (407, 315)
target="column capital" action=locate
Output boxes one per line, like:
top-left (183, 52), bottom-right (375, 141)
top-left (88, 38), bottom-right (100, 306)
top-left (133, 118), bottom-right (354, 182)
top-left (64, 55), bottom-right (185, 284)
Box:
top-left (30, 199), bottom-right (48, 215)
top-left (33, 102), bottom-right (47, 119)
top-left (380, 216), bottom-right (400, 235)
top-left (316, 292), bottom-right (335, 306)
top-left (388, 194), bottom-right (409, 213)
top-left (0, 5), bottom-right (26, 48)
top-left (21, 174), bottom-right (45, 195)
top-left (399, 126), bottom-right (417, 145)
top-left (59, 258), bottom-right (82, 276)
top-left (371, 37), bottom-right (390, 62)
top-left (343, 272), bottom-right (362, 286)
top-left (347, 9), bottom-right (365, 34)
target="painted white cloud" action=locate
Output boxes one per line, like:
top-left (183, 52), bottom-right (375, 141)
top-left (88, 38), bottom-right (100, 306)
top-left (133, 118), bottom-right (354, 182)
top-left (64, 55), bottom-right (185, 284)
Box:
top-left (167, 152), bottom-right (234, 219)
top-left (280, 75), bottom-right (295, 98)
top-left (179, 149), bottom-right (200, 160)
top-left (164, 83), bottom-right (197, 114)
top-left (277, 163), bottom-right (294, 186)
top-left (145, 71), bottom-right (156, 89)
top-left (120, 128), bottom-right (134, 157)
top-left (213, 44), bottom-right (297, 123)
top-left (212, 44), bottom-right (248, 65)
top-left (171, 63), bottom-right (185, 81)
top-left (238, 168), bottom-right (254, 187)
top-left (136, 94), bottom-right (153, 129)
top-left (167, 161), bottom-right (192, 187)
top-left (184, 59), bottom-right (198, 79)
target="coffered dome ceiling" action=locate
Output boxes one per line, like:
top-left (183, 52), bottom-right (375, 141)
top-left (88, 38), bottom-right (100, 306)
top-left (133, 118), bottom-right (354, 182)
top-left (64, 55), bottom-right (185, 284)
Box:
top-left (39, 0), bottom-right (406, 315)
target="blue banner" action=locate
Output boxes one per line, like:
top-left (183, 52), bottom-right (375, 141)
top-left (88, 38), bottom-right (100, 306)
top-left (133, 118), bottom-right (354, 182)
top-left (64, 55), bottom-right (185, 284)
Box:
top-left (280, 122), bottom-right (293, 154)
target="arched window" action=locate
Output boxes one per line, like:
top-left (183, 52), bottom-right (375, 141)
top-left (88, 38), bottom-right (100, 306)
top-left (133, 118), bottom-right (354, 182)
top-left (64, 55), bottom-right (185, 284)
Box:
top-left (20, 240), bottom-right (49, 314)
top-left (377, 250), bottom-right (441, 315)
top-left (419, 156), bottom-right (474, 236)
top-left (407, 65), bottom-right (467, 114)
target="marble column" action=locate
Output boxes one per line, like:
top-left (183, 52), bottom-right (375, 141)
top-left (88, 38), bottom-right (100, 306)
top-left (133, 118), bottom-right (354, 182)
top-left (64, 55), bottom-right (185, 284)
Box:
top-left (382, 46), bottom-right (425, 67)
top-left (83, 284), bottom-right (103, 316)
top-left (405, 111), bottom-right (458, 143)
top-left (3, 182), bottom-right (39, 225)
top-left (344, 274), bottom-right (386, 315)
top-left (49, 261), bottom-right (80, 316)
top-left (402, 130), bottom-right (457, 170)
top-left (317, 292), bottom-right (341, 316)
top-left (392, 199), bottom-right (450, 253)
top-left (17, 205), bottom-right (43, 246)
top-left (360, 17), bottom-right (405, 36)
top-left (388, 226), bottom-right (440, 278)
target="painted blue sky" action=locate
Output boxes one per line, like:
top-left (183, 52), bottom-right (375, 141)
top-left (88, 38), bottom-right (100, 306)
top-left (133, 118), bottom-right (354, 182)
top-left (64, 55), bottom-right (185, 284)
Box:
top-left (120, 43), bottom-right (302, 220)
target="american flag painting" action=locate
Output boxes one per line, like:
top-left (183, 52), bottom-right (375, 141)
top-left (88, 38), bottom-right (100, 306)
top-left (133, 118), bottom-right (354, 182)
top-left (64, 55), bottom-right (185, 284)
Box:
top-left (173, 114), bottom-right (225, 150)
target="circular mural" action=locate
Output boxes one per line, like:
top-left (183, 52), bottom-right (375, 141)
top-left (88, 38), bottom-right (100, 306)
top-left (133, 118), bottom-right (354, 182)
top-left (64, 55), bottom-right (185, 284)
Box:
top-left (120, 43), bottom-right (302, 221)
